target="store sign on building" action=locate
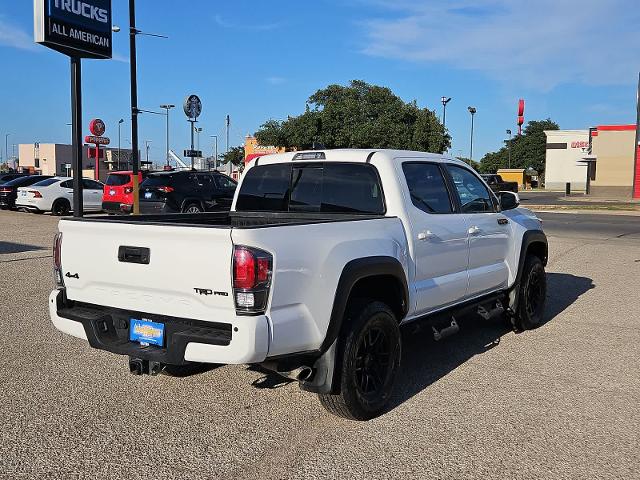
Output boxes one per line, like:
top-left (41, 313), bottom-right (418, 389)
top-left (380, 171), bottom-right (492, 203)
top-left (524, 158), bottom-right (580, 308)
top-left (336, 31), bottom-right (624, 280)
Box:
top-left (34, 0), bottom-right (112, 59)
top-left (571, 141), bottom-right (589, 149)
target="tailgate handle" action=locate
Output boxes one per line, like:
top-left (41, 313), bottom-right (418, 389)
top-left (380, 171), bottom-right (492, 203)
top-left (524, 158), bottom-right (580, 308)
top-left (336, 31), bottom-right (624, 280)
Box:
top-left (118, 246), bottom-right (150, 265)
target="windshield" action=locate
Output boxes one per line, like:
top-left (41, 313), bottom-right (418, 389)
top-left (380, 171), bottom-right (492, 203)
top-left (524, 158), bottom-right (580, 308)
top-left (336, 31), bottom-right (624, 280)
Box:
top-left (106, 174), bottom-right (131, 186)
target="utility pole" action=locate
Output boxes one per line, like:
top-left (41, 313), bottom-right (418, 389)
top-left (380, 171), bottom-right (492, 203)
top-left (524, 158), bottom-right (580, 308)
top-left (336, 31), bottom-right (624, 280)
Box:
top-left (4, 134), bottom-right (9, 168)
top-left (70, 57), bottom-right (83, 217)
top-left (210, 135), bottom-right (218, 170)
top-left (468, 106), bottom-right (477, 161)
top-left (129, 0), bottom-right (140, 214)
top-left (160, 104), bottom-right (175, 167)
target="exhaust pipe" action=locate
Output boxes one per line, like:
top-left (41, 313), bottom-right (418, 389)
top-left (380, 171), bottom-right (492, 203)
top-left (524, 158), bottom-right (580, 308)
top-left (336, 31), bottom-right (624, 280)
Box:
top-left (291, 366), bottom-right (314, 382)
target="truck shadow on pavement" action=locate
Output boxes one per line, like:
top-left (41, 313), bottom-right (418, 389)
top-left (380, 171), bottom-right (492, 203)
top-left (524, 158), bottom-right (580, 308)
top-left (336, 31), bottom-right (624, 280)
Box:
top-left (387, 272), bottom-right (595, 413)
top-left (0, 241), bottom-right (46, 254)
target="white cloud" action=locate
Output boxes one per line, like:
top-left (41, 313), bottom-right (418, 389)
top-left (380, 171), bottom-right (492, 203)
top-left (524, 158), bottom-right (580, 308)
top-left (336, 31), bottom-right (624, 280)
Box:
top-left (214, 14), bottom-right (282, 31)
top-left (0, 16), bottom-right (39, 51)
top-left (358, 0), bottom-right (640, 90)
top-left (111, 52), bottom-right (129, 64)
top-left (266, 76), bottom-right (286, 85)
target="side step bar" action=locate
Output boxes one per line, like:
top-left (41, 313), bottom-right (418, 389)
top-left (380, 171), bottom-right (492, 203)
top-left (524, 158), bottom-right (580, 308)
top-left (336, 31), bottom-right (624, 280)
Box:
top-left (432, 318), bottom-right (459, 341)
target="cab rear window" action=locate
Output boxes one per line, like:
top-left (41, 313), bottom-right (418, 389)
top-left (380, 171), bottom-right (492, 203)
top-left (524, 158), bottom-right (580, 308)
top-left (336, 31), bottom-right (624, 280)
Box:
top-left (236, 162), bottom-right (385, 214)
top-left (106, 174), bottom-right (131, 186)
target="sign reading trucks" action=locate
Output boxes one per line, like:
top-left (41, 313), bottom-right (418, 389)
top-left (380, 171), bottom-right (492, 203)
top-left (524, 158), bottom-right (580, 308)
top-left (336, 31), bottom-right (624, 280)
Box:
top-left (34, 0), bottom-right (112, 59)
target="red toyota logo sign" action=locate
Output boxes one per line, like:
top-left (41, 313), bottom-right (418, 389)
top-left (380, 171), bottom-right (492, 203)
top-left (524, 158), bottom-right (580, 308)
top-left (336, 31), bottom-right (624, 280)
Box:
top-left (89, 118), bottom-right (106, 136)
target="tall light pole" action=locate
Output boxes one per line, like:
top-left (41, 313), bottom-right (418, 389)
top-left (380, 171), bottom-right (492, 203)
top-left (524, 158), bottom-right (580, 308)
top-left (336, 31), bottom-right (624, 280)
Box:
top-left (160, 103), bottom-right (175, 167)
top-left (117, 119), bottom-right (124, 170)
top-left (210, 135), bottom-right (218, 170)
top-left (225, 115), bottom-right (230, 174)
top-left (468, 106), bottom-right (477, 161)
top-left (441, 96), bottom-right (451, 127)
top-left (145, 140), bottom-right (151, 168)
top-left (195, 127), bottom-right (203, 150)
top-left (5, 134), bottom-right (10, 168)
top-left (506, 129), bottom-right (512, 168)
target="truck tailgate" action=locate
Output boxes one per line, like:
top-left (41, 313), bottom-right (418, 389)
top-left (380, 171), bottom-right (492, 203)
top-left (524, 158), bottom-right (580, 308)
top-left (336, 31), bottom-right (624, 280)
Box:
top-left (58, 219), bottom-right (236, 321)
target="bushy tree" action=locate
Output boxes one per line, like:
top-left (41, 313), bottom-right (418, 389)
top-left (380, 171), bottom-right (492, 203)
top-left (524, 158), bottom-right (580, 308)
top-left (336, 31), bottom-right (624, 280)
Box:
top-left (221, 146), bottom-right (245, 167)
top-left (256, 80), bottom-right (450, 153)
top-left (479, 119), bottom-right (559, 175)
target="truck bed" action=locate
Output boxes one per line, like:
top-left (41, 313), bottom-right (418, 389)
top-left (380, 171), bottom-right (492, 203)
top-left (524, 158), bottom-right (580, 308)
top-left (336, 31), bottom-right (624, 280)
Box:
top-left (66, 211), bottom-right (387, 229)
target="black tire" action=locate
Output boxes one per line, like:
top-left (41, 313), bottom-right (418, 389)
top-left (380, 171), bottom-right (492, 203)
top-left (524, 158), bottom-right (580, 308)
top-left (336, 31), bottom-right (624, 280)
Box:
top-left (513, 254), bottom-right (547, 330)
top-left (182, 202), bottom-right (203, 214)
top-left (318, 300), bottom-right (401, 421)
top-left (51, 199), bottom-right (70, 216)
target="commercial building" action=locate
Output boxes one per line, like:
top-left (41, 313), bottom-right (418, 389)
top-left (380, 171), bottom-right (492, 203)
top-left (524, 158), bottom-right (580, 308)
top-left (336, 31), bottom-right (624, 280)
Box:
top-left (589, 125), bottom-right (639, 198)
top-left (17, 143), bottom-right (133, 182)
top-left (544, 130), bottom-right (590, 191)
top-left (244, 136), bottom-right (285, 164)
top-left (544, 126), bottom-right (639, 199)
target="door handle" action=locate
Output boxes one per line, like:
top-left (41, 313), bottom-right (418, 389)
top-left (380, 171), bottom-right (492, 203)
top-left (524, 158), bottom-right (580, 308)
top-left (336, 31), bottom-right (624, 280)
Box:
top-left (417, 231), bottom-right (434, 241)
top-left (497, 217), bottom-right (509, 225)
top-left (468, 225), bottom-right (481, 235)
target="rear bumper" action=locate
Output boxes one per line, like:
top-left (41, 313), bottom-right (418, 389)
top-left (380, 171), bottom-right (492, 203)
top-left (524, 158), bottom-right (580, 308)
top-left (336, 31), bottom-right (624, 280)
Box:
top-left (139, 200), bottom-right (176, 214)
top-left (102, 201), bottom-right (132, 214)
top-left (48, 289), bottom-right (270, 365)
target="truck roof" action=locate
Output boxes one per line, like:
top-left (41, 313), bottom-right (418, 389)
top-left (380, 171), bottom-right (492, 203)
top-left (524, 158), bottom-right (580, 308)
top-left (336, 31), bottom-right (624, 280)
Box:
top-left (250, 149), bottom-right (468, 167)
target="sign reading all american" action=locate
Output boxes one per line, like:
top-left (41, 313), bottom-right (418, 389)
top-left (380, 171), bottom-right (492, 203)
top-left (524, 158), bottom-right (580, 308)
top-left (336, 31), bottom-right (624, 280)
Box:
top-left (34, 0), bottom-right (113, 59)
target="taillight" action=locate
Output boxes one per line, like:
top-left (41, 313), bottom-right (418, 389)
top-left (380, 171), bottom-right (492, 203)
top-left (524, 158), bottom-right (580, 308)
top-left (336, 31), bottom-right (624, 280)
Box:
top-left (158, 186), bottom-right (174, 193)
top-left (124, 186), bottom-right (133, 194)
top-left (233, 245), bottom-right (273, 314)
top-left (0, 187), bottom-right (11, 193)
top-left (53, 232), bottom-right (64, 287)
top-left (29, 190), bottom-right (42, 198)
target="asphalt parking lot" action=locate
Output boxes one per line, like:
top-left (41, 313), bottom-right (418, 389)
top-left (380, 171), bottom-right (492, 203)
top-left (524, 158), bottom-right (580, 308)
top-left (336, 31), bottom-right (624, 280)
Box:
top-left (1, 210), bottom-right (639, 479)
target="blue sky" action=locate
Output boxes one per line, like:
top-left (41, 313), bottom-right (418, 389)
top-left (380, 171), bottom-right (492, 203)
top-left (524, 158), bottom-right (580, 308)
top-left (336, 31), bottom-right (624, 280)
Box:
top-left (1, 0), bottom-right (639, 163)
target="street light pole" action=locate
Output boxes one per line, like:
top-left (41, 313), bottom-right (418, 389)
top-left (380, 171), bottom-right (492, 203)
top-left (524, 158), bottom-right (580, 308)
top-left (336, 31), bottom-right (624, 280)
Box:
top-left (468, 106), bottom-right (477, 161)
top-left (145, 140), bottom-right (151, 167)
top-left (160, 104), bottom-right (175, 167)
top-left (4, 134), bottom-right (10, 168)
top-left (118, 119), bottom-right (124, 170)
top-left (506, 129), bottom-right (512, 168)
top-left (440, 96), bottom-right (451, 128)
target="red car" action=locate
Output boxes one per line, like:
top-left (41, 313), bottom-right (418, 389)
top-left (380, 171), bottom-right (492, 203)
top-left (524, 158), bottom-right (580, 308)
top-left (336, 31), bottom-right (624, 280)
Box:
top-left (102, 171), bottom-right (144, 214)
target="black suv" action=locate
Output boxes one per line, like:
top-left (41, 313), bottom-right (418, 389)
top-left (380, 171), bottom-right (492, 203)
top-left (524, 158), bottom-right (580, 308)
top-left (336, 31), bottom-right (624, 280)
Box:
top-left (139, 170), bottom-right (237, 214)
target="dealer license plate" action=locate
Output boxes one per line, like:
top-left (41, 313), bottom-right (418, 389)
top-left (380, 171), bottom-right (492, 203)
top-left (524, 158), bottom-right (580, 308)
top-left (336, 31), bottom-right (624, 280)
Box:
top-left (129, 318), bottom-right (164, 346)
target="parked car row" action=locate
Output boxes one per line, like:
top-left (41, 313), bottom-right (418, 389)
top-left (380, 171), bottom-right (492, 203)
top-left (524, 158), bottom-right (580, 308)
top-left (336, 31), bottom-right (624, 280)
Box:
top-left (0, 170), bottom-right (238, 215)
top-left (103, 170), bottom-right (237, 214)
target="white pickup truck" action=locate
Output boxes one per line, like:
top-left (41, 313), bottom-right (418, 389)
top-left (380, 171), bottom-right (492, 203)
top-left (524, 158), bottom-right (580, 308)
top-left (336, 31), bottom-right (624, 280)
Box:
top-left (49, 149), bottom-right (547, 420)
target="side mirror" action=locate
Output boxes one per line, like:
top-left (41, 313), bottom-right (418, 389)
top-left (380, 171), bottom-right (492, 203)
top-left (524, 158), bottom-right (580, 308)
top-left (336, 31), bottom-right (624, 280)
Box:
top-left (498, 191), bottom-right (520, 210)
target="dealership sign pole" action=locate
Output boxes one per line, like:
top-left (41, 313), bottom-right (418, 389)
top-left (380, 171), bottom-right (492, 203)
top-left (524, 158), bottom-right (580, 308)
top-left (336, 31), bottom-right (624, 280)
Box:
top-left (34, 0), bottom-right (113, 217)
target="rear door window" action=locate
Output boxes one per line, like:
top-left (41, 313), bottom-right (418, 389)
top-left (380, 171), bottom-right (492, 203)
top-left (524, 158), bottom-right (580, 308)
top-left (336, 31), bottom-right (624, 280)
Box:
top-left (236, 162), bottom-right (385, 214)
top-left (402, 162), bottom-right (453, 214)
top-left (236, 164), bottom-right (291, 211)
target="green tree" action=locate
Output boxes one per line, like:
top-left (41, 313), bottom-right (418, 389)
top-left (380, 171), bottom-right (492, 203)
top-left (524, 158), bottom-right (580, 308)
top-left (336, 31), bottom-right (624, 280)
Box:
top-left (221, 146), bottom-right (245, 168)
top-left (256, 80), bottom-right (450, 153)
top-left (479, 119), bottom-right (559, 175)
